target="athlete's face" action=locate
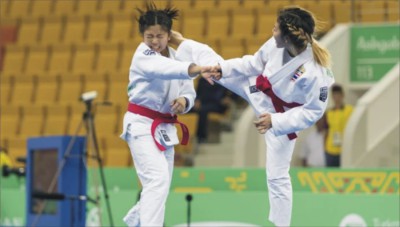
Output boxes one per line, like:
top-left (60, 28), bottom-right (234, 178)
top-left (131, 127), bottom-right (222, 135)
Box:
top-left (272, 22), bottom-right (285, 48)
top-left (143, 25), bottom-right (170, 53)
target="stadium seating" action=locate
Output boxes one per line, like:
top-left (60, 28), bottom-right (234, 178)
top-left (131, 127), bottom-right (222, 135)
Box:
top-left (1, 0), bottom-right (396, 167)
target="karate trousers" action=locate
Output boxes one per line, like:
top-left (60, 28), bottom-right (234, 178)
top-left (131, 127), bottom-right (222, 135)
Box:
top-left (265, 130), bottom-right (296, 227)
top-left (125, 127), bottom-right (175, 226)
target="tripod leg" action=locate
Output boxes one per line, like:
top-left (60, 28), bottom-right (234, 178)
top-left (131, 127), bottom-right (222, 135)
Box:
top-left (85, 112), bottom-right (114, 227)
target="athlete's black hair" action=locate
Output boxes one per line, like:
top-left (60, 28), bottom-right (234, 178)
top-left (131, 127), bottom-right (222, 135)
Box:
top-left (137, 2), bottom-right (179, 34)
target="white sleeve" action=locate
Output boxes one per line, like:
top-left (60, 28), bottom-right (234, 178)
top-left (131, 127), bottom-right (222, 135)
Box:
top-left (176, 39), bottom-right (223, 65)
top-left (219, 38), bottom-right (274, 78)
top-left (132, 46), bottom-right (193, 80)
top-left (271, 73), bottom-right (334, 136)
top-left (175, 39), bottom-right (249, 100)
top-left (179, 79), bottom-right (196, 113)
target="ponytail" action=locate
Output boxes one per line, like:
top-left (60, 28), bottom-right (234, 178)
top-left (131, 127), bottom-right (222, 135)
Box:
top-left (311, 38), bottom-right (331, 68)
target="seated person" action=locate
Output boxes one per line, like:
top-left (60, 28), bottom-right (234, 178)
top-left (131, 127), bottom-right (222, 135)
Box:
top-left (192, 77), bottom-right (231, 143)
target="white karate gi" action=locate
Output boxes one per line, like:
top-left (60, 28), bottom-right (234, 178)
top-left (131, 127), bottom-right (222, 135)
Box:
top-left (120, 42), bottom-right (196, 226)
top-left (175, 38), bottom-right (334, 227)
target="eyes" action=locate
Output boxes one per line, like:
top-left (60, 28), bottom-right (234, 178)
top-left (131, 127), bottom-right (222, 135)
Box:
top-left (146, 35), bottom-right (165, 39)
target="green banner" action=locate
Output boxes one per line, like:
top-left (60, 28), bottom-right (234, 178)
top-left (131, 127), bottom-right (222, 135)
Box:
top-left (350, 24), bottom-right (399, 82)
top-left (2, 168), bottom-right (399, 193)
top-left (1, 168), bottom-right (399, 226)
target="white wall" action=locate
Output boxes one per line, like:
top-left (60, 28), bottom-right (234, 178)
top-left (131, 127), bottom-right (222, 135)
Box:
top-left (342, 64), bottom-right (400, 168)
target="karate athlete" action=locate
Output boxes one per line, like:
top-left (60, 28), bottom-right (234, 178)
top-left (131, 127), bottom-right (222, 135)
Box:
top-left (119, 3), bottom-right (215, 227)
top-left (171, 7), bottom-right (334, 226)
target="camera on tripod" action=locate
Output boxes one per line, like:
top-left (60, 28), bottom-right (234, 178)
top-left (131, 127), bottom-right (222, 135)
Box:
top-left (2, 165), bottom-right (26, 178)
top-left (80, 91), bottom-right (98, 102)
top-left (1, 156), bottom-right (26, 178)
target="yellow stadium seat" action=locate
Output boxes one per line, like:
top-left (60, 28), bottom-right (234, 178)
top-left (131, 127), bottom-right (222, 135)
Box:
top-left (119, 43), bottom-right (138, 73)
top-left (18, 20), bottom-right (40, 45)
top-left (255, 11), bottom-right (275, 38)
top-left (65, 104), bottom-right (86, 136)
top-left (230, 9), bottom-right (256, 39)
top-left (1, 0), bottom-right (9, 18)
top-left (31, 0), bottom-right (54, 17)
top-left (25, 46), bottom-right (49, 74)
top-left (219, 38), bottom-right (246, 59)
top-left (193, 0), bottom-right (216, 10)
top-left (304, 1), bottom-right (333, 33)
top-left (181, 10), bottom-right (206, 39)
top-left (86, 16), bottom-right (110, 44)
top-left (0, 105), bottom-right (22, 140)
top-left (205, 9), bottom-right (230, 39)
top-left (357, 0), bottom-right (386, 23)
top-left (42, 104), bottom-right (69, 136)
top-left (94, 104), bottom-right (119, 136)
top-left (245, 37), bottom-right (268, 55)
top-left (2, 45), bottom-right (27, 74)
top-left (71, 44), bottom-right (96, 74)
top-left (96, 44), bottom-right (121, 73)
top-left (172, 14), bottom-right (182, 32)
top-left (332, 1), bottom-right (352, 24)
top-left (102, 136), bottom-right (131, 167)
top-left (8, 0), bottom-right (31, 19)
top-left (241, 0), bottom-right (268, 10)
top-left (76, 0), bottom-right (100, 16)
top-left (122, 0), bottom-right (144, 13)
top-left (387, 0), bottom-right (400, 22)
top-left (175, 113), bottom-right (198, 154)
top-left (48, 45), bottom-right (72, 74)
top-left (0, 74), bottom-right (13, 104)
top-left (292, 0), bottom-right (309, 8)
top-left (216, 0), bottom-right (240, 9)
top-left (19, 105), bottom-right (45, 137)
top-left (58, 75), bottom-right (84, 105)
top-left (82, 74), bottom-right (108, 102)
top-left (10, 76), bottom-right (36, 105)
top-left (34, 76), bottom-right (60, 105)
top-left (99, 0), bottom-right (122, 15)
top-left (265, 0), bottom-right (291, 15)
top-left (54, 0), bottom-right (77, 16)
top-left (40, 17), bottom-right (64, 45)
top-left (109, 14), bottom-right (136, 43)
top-left (62, 16), bottom-right (87, 44)
top-left (170, 0), bottom-right (193, 10)
top-left (152, 0), bottom-right (171, 8)
top-left (107, 80), bottom-right (128, 106)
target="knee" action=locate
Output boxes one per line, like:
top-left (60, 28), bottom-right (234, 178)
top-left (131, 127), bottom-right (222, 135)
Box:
top-left (267, 176), bottom-right (291, 195)
top-left (147, 172), bottom-right (170, 195)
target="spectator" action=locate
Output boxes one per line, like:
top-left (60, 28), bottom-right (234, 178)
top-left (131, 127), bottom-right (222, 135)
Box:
top-left (300, 118), bottom-right (327, 167)
top-left (192, 77), bottom-right (231, 143)
top-left (0, 147), bottom-right (13, 167)
top-left (324, 84), bottom-right (353, 167)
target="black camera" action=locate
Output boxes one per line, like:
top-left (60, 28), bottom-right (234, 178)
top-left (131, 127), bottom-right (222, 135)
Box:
top-left (2, 165), bottom-right (26, 178)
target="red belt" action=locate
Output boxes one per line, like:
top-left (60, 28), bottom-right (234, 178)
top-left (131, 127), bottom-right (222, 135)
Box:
top-left (255, 75), bottom-right (302, 140)
top-left (127, 103), bottom-right (189, 151)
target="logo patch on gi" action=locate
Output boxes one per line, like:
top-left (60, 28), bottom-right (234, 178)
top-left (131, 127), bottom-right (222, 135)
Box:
top-left (291, 65), bottom-right (306, 81)
top-left (143, 49), bottom-right (156, 56)
top-left (319, 86), bottom-right (328, 102)
top-left (249, 85), bottom-right (259, 94)
top-left (160, 130), bottom-right (170, 142)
